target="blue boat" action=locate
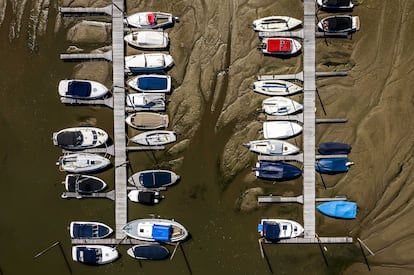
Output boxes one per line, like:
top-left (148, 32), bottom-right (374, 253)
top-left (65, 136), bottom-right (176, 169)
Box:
top-left (317, 201), bottom-right (357, 219)
top-left (128, 170), bottom-right (180, 188)
top-left (317, 142), bottom-right (352, 155)
top-left (127, 244), bottom-right (170, 260)
top-left (127, 74), bottom-right (172, 93)
top-left (72, 245), bottom-right (119, 265)
top-left (315, 158), bottom-right (353, 174)
top-left (69, 221), bottom-right (113, 239)
top-left (255, 161), bottom-right (302, 181)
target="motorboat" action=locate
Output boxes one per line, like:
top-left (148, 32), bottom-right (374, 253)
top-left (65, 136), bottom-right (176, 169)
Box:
top-left (125, 11), bottom-right (177, 29)
top-left (317, 142), bottom-right (352, 155)
top-left (125, 53), bottom-right (174, 73)
top-left (317, 201), bottom-right (357, 219)
top-left (243, 139), bottom-right (300, 156)
top-left (127, 74), bottom-right (172, 93)
top-left (127, 244), bottom-right (170, 260)
top-left (58, 79), bottom-right (108, 99)
top-left (315, 157), bottom-right (354, 174)
top-left (253, 16), bottom-right (302, 32)
top-left (69, 221), bottom-right (113, 239)
top-left (56, 153), bottom-right (111, 173)
top-left (125, 112), bottom-right (169, 130)
top-left (317, 0), bottom-right (354, 10)
top-left (128, 170), bottom-right (180, 188)
top-left (127, 190), bottom-right (163, 205)
top-left (130, 130), bottom-right (177, 146)
top-left (122, 218), bottom-right (188, 242)
top-left (318, 15), bottom-right (360, 33)
top-left (261, 38), bottom-right (302, 55)
top-left (258, 219), bottom-right (304, 241)
top-left (52, 127), bottom-right (108, 150)
top-left (253, 79), bottom-right (303, 96)
top-left (124, 30), bottom-right (169, 50)
top-left (126, 93), bottom-right (166, 111)
top-left (262, 121), bottom-right (302, 139)
top-left (64, 174), bottom-right (107, 194)
top-left (255, 161), bottom-right (302, 181)
top-left (262, 96), bottom-right (303, 115)
top-left (72, 245), bottom-right (119, 265)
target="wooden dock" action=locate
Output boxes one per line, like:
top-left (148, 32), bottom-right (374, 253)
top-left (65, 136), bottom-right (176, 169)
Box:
top-left (62, 145), bottom-right (115, 156)
top-left (61, 190), bottom-right (115, 200)
top-left (257, 195), bottom-right (348, 204)
top-left (59, 5), bottom-right (113, 16)
top-left (60, 51), bottom-right (113, 62)
top-left (60, 97), bottom-right (114, 108)
top-left (257, 71), bottom-right (348, 82)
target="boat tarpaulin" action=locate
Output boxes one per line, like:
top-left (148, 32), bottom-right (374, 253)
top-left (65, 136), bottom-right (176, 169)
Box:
top-left (132, 245), bottom-right (169, 260)
top-left (76, 247), bottom-right (99, 264)
top-left (262, 222), bottom-right (281, 240)
top-left (267, 39), bottom-right (291, 52)
top-left (57, 131), bottom-right (83, 146)
top-left (315, 157), bottom-right (350, 174)
top-left (138, 76), bottom-right (168, 90)
top-left (317, 201), bottom-right (357, 219)
top-left (317, 142), bottom-right (351, 155)
top-left (67, 81), bottom-right (92, 97)
top-left (140, 171), bottom-right (172, 187)
top-left (151, 224), bottom-right (172, 241)
top-left (256, 161), bottom-right (302, 181)
top-left (323, 0), bottom-right (351, 6)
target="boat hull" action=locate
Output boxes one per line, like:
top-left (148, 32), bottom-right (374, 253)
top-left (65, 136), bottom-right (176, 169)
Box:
top-left (316, 0), bottom-right (354, 10)
top-left (57, 153), bottom-right (111, 173)
top-left (317, 142), bottom-right (352, 155)
top-left (72, 245), bottom-right (118, 265)
top-left (258, 219), bottom-right (304, 241)
top-left (124, 31), bottom-right (169, 49)
top-left (317, 201), bottom-right (357, 219)
top-left (58, 79), bottom-right (108, 99)
top-left (125, 12), bottom-right (175, 29)
top-left (125, 53), bottom-right (174, 73)
top-left (130, 130), bottom-right (177, 146)
top-left (65, 174), bottom-right (107, 193)
top-left (262, 96), bottom-right (303, 115)
top-left (243, 139), bottom-right (300, 156)
top-left (127, 244), bottom-right (170, 260)
top-left (318, 15), bottom-right (360, 33)
top-left (261, 38), bottom-right (302, 55)
top-left (127, 190), bottom-right (162, 205)
top-left (69, 221), bottom-right (113, 239)
top-left (52, 127), bottom-right (108, 150)
top-left (125, 112), bottom-right (169, 130)
top-left (262, 121), bottom-right (302, 139)
top-left (315, 157), bottom-right (351, 174)
top-left (253, 79), bottom-right (303, 96)
top-left (126, 93), bottom-right (166, 111)
top-left (253, 16), bottom-right (302, 32)
top-left (128, 169), bottom-right (180, 188)
top-left (255, 161), bottom-right (302, 181)
top-left (127, 74), bottom-right (172, 93)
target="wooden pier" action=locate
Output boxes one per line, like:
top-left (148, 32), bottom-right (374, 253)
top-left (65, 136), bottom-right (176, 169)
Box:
top-left (258, 30), bottom-right (349, 39)
top-left (62, 145), bottom-right (115, 156)
top-left (60, 97), bottom-right (114, 108)
top-left (257, 195), bottom-right (348, 204)
top-left (60, 51), bottom-right (113, 62)
top-left (59, 5), bottom-right (113, 16)
top-left (258, 71), bottom-right (348, 82)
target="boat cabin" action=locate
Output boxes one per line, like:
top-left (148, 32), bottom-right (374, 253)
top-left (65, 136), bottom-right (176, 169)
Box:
top-left (138, 223), bottom-right (172, 241)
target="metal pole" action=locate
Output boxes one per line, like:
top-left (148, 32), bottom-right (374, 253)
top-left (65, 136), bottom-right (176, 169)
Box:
top-left (357, 238), bottom-right (375, 256)
top-left (315, 234), bottom-right (328, 266)
top-left (170, 242), bottom-right (180, 260)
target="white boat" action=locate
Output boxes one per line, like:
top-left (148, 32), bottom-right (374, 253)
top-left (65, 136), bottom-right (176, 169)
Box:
top-left (122, 218), bottom-right (188, 242)
top-left (125, 112), bottom-right (169, 130)
top-left (52, 127), bottom-right (108, 150)
top-left (262, 121), bottom-right (302, 139)
top-left (261, 38), bottom-right (302, 55)
top-left (72, 245), bottom-right (119, 265)
top-left (125, 53), bottom-right (174, 73)
top-left (127, 74), bottom-right (172, 93)
top-left (69, 221), bottom-right (113, 239)
top-left (262, 97), bottom-right (303, 115)
top-left (64, 174), bottom-right (107, 194)
top-left (125, 11), bottom-right (176, 29)
top-left (127, 190), bottom-right (163, 205)
top-left (317, 0), bottom-right (354, 10)
top-left (130, 130), bottom-right (177, 146)
top-left (318, 15), bottom-right (360, 33)
top-left (243, 140), bottom-right (300, 156)
top-left (126, 93), bottom-right (166, 111)
top-left (258, 219), bottom-right (304, 241)
top-left (56, 153), bottom-right (111, 173)
top-left (253, 79), bottom-right (303, 96)
top-left (58, 79), bottom-right (108, 99)
top-left (128, 170), bottom-right (180, 188)
top-left (124, 30), bottom-right (169, 49)
top-left (253, 16), bottom-right (302, 32)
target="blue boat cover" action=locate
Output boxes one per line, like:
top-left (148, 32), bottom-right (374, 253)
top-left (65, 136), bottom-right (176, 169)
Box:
top-left (323, 0), bottom-right (351, 6)
top-left (262, 222), bottom-right (283, 241)
top-left (152, 224), bottom-right (172, 241)
top-left (138, 76), bottom-right (168, 90)
top-left (76, 247), bottom-right (99, 264)
top-left (72, 224), bottom-right (110, 238)
top-left (67, 81), bottom-right (92, 97)
top-left (132, 245), bottom-right (169, 260)
top-left (315, 158), bottom-right (350, 174)
top-left (256, 161), bottom-right (302, 181)
top-left (317, 201), bottom-right (357, 219)
top-left (140, 171), bottom-right (172, 187)
top-left (317, 142), bottom-right (351, 155)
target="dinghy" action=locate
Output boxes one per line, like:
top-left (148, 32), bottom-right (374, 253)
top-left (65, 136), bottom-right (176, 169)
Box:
top-left (125, 112), bottom-right (169, 130)
top-left (124, 30), bottom-right (169, 49)
top-left (255, 161), bottom-right (302, 181)
top-left (56, 153), bottom-right (111, 173)
top-left (262, 121), bottom-right (302, 139)
top-left (315, 157), bottom-right (353, 174)
top-left (318, 15), bottom-right (360, 33)
top-left (258, 219), bottom-right (304, 241)
top-left (262, 97), bottom-right (303, 115)
top-left (64, 174), bottom-right (107, 194)
top-left (58, 79), bottom-right (108, 99)
top-left (261, 38), bottom-right (301, 55)
top-left (128, 190), bottom-right (163, 205)
top-left (130, 130), bottom-right (177, 146)
top-left (317, 142), bottom-right (352, 155)
top-left (125, 11), bottom-right (176, 29)
top-left (52, 127), bottom-right (108, 150)
top-left (127, 244), bottom-right (170, 260)
top-left (128, 170), bottom-right (180, 188)
top-left (253, 79), bottom-right (303, 96)
top-left (126, 93), bottom-right (166, 111)
top-left (69, 221), bottom-right (113, 239)
top-left (122, 218), bottom-right (188, 242)
top-left (317, 0), bottom-right (354, 10)
top-left (253, 16), bottom-right (302, 32)
top-left (317, 201), bottom-right (357, 219)
top-left (127, 74), bottom-right (172, 93)
top-left (243, 139), bottom-right (299, 156)
top-left (72, 245), bottom-right (119, 265)
top-left (125, 53), bottom-right (174, 73)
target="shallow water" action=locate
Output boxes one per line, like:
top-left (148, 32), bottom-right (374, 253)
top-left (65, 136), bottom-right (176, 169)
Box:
top-left (0, 2), bottom-right (365, 275)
